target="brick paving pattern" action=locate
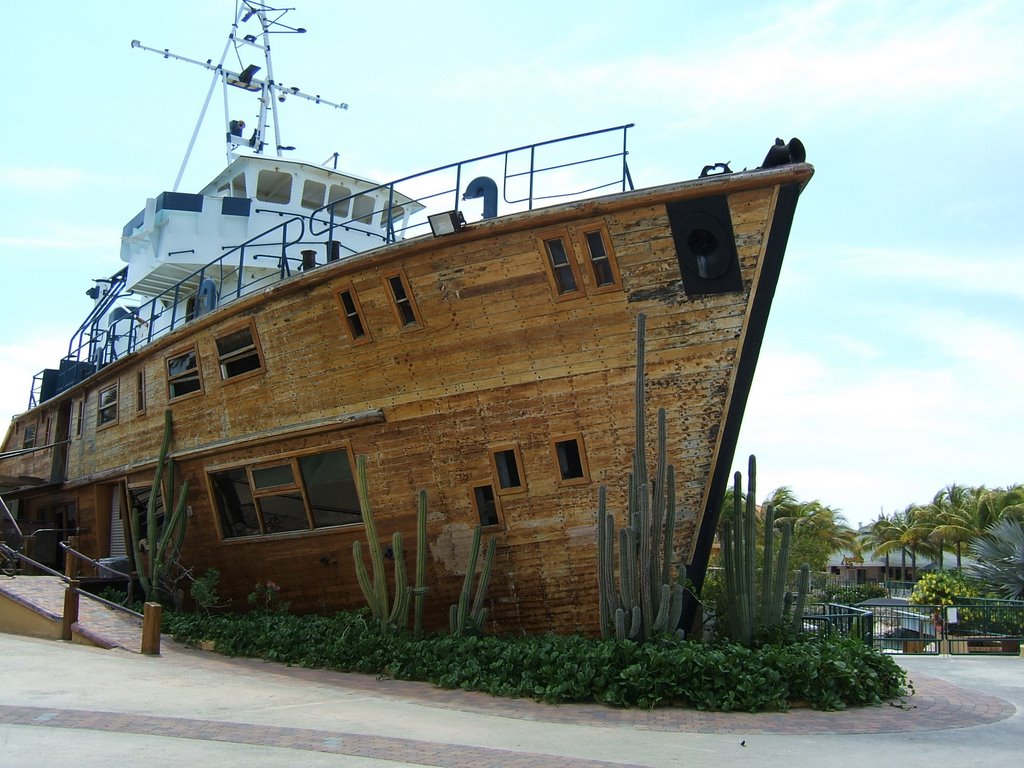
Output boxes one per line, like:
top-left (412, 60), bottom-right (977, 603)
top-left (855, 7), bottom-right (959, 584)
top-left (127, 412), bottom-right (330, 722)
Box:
top-left (0, 704), bottom-right (646, 768)
top-left (2, 572), bottom-right (1017, 767)
top-left (207, 650), bottom-right (1014, 735)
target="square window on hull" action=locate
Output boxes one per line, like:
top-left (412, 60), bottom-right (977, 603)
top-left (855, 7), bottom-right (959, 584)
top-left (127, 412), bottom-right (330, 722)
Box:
top-left (211, 446), bottom-right (362, 540)
top-left (215, 324), bottom-right (263, 380)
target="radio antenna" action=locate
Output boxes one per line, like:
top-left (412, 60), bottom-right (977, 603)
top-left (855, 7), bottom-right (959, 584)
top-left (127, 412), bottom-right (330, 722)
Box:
top-left (131, 1), bottom-right (349, 191)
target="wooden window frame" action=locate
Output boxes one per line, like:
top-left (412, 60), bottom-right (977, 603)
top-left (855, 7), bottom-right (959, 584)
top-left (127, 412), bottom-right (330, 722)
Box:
top-left (382, 268), bottom-right (423, 330)
top-left (214, 319), bottom-right (265, 383)
top-left (579, 224), bottom-right (622, 293)
top-left (550, 433), bottom-right (591, 486)
top-left (538, 228), bottom-right (586, 301)
top-left (135, 369), bottom-right (146, 415)
top-left (22, 422), bottom-right (37, 449)
top-left (166, 344), bottom-right (204, 401)
top-left (75, 398), bottom-right (84, 437)
top-left (97, 382), bottom-right (119, 429)
top-left (247, 457), bottom-right (315, 534)
top-left (470, 483), bottom-right (504, 530)
top-left (489, 443), bottom-right (527, 496)
top-left (207, 441), bottom-right (362, 541)
top-left (334, 283), bottom-right (372, 345)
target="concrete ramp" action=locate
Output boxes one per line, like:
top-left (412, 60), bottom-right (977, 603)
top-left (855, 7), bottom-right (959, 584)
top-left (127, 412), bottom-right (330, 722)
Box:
top-left (0, 575), bottom-right (145, 651)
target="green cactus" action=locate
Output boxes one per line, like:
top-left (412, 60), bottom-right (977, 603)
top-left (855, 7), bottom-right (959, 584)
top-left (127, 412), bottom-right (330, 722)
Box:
top-left (412, 489), bottom-right (428, 638)
top-left (597, 313), bottom-right (685, 641)
top-left (450, 525), bottom-right (496, 636)
top-left (128, 408), bottom-right (189, 603)
top-left (352, 454), bottom-right (429, 634)
top-left (719, 456), bottom-right (810, 644)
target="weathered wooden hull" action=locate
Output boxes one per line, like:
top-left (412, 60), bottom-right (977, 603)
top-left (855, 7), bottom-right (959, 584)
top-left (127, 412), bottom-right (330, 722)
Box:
top-left (1, 163), bottom-right (812, 635)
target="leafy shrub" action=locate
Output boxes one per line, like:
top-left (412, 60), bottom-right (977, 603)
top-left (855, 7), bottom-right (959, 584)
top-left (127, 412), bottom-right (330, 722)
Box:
top-left (910, 571), bottom-right (978, 607)
top-left (190, 568), bottom-right (222, 613)
top-left (820, 582), bottom-right (887, 605)
top-left (162, 610), bottom-right (906, 711)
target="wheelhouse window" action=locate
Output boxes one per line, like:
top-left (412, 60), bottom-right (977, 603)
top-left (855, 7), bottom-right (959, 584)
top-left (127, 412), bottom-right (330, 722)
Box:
top-left (215, 322), bottom-right (264, 380)
top-left (490, 444), bottom-right (526, 495)
top-left (301, 180), bottom-right (326, 209)
top-left (352, 194), bottom-right (375, 224)
top-left (231, 172), bottom-right (247, 197)
top-left (210, 446), bottom-right (362, 539)
top-left (384, 270), bottom-right (422, 328)
top-left (166, 347), bottom-right (203, 400)
top-left (381, 205), bottom-right (405, 233)
top-left (581, 226), bottom-right (621, 291)
top-left (256, 169), bottom-right (291, 204)
top-left (327, 184), bottom-right (352, 217)
top-left (541, 231), bottom-right (585, 300)
top-left (471, 485), bottom-right (502, 528)
top-left (98, 383), bottom-right (119, 427)
top-left (336, 285), bottom-right (371, 344)
top-left (551, 434), bottom-right (590, 485)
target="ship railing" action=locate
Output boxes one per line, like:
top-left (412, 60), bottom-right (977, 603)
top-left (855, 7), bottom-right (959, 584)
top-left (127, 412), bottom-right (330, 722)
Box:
top-left (104, 216), bottom-right (306, 357)
top-left (308, 123), bottom-right (635, 245)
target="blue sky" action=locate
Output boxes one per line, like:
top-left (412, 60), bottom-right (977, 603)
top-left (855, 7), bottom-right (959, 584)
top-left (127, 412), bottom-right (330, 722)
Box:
top-left (1, 1), bottom-right (1021, 527)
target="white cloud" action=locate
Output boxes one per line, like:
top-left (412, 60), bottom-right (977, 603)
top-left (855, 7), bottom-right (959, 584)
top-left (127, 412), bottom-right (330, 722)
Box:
top-left (493, 2), bottom-right (1024, 132)
top-left (735, 334), bottom-right (1022, 527)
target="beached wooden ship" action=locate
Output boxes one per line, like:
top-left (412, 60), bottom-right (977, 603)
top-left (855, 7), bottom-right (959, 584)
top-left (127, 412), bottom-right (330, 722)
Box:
top-left (0, 3), bottom-right (812, 635)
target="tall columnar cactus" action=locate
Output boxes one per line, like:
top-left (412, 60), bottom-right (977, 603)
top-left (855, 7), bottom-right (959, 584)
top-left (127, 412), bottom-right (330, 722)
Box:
top-left (450, 525), bottom-right (496, 636)
top-left (352, 454), bottom-right (429, 634)
top-left (129, 409), bottom-right (189, 603)
top-left (720, 456), bottom-right (810, 644)
top-left (597, 313), bottom-right (686, 641)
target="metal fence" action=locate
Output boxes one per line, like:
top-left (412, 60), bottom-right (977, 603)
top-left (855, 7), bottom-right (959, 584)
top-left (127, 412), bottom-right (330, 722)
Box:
top-left (865, 601), bottom-right (1024, 655)
top-left (803, 603), bottom-right (874, 644)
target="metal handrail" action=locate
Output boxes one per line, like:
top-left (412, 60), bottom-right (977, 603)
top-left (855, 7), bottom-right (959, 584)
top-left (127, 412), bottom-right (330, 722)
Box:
top-left (1, 541), bottom-right (61, 578)
top-left (308, 123), bottom-right (635, 243)
top-left (59, 541), bottom-right (133, 582)
top-left (0, 540), bottom-right (143, 622)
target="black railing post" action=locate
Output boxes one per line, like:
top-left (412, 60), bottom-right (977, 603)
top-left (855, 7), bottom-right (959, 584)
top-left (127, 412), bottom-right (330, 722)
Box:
top-left (385, 186), bottom-right (396, 244)
top-left (528, 145), bottom-right (536, 210)
top-left (236, 245), bottom-right (246, 299)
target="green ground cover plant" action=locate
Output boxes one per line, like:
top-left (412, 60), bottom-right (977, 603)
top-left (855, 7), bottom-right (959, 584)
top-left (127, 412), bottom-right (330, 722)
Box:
top-left (162, 610), bottom-right (906, 711)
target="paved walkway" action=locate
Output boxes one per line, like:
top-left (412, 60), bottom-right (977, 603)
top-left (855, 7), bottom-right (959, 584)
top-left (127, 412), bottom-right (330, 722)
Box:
top-left (1, 576), bottom-right (1022, 767)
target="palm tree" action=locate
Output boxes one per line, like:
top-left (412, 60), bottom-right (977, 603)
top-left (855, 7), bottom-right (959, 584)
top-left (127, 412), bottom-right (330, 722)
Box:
top-left (923, 484), bottom-right (980, 571)
top-left (869, 507), bottom-right (929, 581)
top-left (861, 512), bottom-right (896, 580)
top-left (766, 487), bottom-right (856, 572)
top-left (976, 484), bottom-right (1024, 528)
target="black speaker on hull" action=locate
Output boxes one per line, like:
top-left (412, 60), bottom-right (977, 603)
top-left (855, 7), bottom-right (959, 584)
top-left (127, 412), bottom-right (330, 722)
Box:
top-left (666, 195), bottom-right (742, 296)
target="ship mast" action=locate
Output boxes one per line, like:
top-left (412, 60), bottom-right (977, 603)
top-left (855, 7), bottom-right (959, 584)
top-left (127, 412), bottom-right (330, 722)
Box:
top-left (130, 1), bottom-right (349, 191)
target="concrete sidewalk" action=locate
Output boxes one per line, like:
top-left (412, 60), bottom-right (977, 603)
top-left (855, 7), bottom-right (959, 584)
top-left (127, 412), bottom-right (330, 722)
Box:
top-left (0, 632), bottom-right (1020, 767)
